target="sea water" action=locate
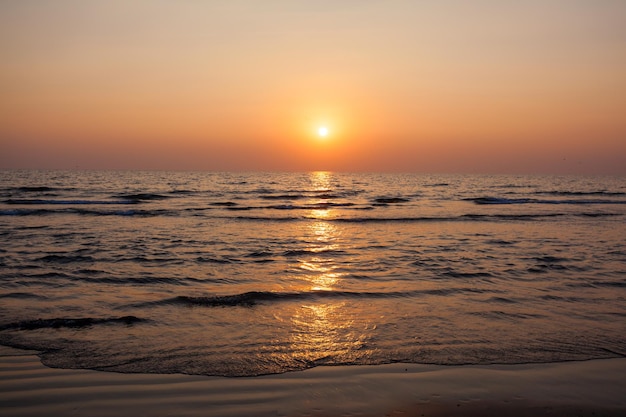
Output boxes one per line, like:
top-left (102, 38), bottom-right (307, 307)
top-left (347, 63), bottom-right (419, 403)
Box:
top-left (0, 171), bottom-right (625, 376)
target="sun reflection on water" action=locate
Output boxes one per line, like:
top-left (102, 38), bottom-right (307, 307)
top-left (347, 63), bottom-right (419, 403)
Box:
top-left (282, 171), bottom-right (369, 365)
top-left (299, 173), bottom-right (346, 291)
top-left (309, 208), bottom-right (331, 219)
top-left (310, 170), bottom-right (332, 192)
top-left (289, 302), bottom-right (365, 366)
top-left (301, 221), bottom-right (344, 291)
top-left (309, 171), bottom-right (333, 220)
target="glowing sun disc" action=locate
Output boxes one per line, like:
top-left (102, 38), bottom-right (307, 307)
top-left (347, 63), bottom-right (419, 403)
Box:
top-left (317, 126), bottom-right (329, 137)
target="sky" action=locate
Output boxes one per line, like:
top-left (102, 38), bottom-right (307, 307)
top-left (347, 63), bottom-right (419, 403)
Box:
top-left (1, 0), bottom-right (625, 174)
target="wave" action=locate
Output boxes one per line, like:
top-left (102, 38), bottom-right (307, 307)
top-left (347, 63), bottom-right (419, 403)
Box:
top-left (266, 202), bottom-right (356, 210)
top-left (141, 288), bottom-right (494, 308)
top-left (442, 270), bottom-right (493, 278)
top-left (0, 209), bottom-right (53, 216)
top-left (466, 197), bottom-right (626, 205)
top-left (333, 216), bottom-right (452, 223)
top-left (373, 197), bottom-right (411, 204)
top-left (4, 186), bottom-right (66, 192)
top-left (112, 256), bottom-right (184, 265)
top-left (334, 214), bottom-right (569, 223)
top-left (196, 256), bottom-right (237, 264)
top-left (469, 310), bottom-right (546, 321)
top-left (283, 249), bottom-right (346, 257)
top-left (240, 251), bottom-right (270, 260)
top-left (465, 197), bottom-right (532, 204)
top-left (0, 208), bottom-right (176, 217)
top-left (312, 202), bottom-right (357, 208)
top-left (314, 193), bottom-right (341, 199)
top-left (282, 248), bottom-right (347, 257)
top-left (37, 254), bottom-right (95, 263)
top-left (224, 202), bottom-right (358, 211)
top-left (536, 190), bottom-right (626, 197)
top-left (169, 189), bottom-right (199, 196)
top-left (260, 194), bottom-right (307, 200)
top-left (2, 206), bottom-right (621, 222)
top-left (0, 292), bottom-right (48, 300)
top-left (0, 316), bottom-right (145, 331)
top-left (244, 188), bottom-right (364, 199)
top-left (231, 212), bottom-right (621, 223)
top-left (231, 215), bottom-right (301, 222)
top-left (258, 193), bottom-right (351, 201)
top-left (74, 276), bottom-right (201, 286)
top-left (4, 199), bottom-right (137, 205)
top-left (22, 271), bottom-right (74, 280)
top-left (113, 193), bottom-right (171, 201)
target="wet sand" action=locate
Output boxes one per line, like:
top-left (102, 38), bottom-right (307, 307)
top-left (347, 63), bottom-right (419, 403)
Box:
top-left (1, 345), bottom-right (625, 417)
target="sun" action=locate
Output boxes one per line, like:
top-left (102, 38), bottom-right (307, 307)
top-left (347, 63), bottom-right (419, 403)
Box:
top-left (317, 126), bottom-right (329, 138)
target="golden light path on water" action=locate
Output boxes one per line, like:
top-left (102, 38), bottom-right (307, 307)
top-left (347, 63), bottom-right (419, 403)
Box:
top-left (284, 171), bottom-right (367, 365)
top-left (305, 171), bottom-right (344, 291)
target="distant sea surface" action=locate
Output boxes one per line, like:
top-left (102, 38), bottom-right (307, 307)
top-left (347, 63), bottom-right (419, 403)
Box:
top-left (1, 171), bottom-right (625, 376)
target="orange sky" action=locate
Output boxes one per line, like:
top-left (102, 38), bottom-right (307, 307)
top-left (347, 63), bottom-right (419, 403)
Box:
top-left (1, 1), bottom-right (625, 174)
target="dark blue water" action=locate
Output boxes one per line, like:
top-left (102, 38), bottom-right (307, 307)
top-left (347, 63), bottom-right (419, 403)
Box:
top-left (1, 171), bottom-right (625, 376)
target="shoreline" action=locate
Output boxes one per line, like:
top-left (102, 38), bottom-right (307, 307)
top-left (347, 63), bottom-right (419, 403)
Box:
top-left (2, 346), bottom-right (626, 416)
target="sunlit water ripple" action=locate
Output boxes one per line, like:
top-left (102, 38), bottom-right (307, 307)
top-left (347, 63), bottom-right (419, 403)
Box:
top-left (0, 171), bottom-right (625, 376)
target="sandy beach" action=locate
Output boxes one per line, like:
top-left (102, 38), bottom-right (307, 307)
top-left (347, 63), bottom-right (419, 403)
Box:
top-left (1, 345), bottom-right (625, 417)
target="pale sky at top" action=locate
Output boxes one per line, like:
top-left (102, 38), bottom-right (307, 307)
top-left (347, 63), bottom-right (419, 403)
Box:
top-left (1, 0), bottom-right (625, 174)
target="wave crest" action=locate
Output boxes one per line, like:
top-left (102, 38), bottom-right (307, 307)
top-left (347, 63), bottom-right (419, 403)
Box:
top-left (0, 316), bottom-right (145, 331)
top-left (141, 288), bottom-right (494, 308)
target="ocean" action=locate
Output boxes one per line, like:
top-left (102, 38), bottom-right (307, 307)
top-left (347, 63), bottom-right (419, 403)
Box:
top-left (0, 170), bottom-right (625, 377)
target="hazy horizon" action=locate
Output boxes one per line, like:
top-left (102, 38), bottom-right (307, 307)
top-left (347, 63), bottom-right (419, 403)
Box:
top-left (2, 168), bottom-right (626, 178)
top-left (1, 1), bottom-right (625, 175)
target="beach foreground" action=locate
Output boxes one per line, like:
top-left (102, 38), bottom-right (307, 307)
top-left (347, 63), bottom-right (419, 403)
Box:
top-left (1, 346), bottom-right (625, 417)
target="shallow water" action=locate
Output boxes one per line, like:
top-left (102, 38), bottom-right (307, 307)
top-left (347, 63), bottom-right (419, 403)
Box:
top-left (1, 171), bottom-right (625, 376)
